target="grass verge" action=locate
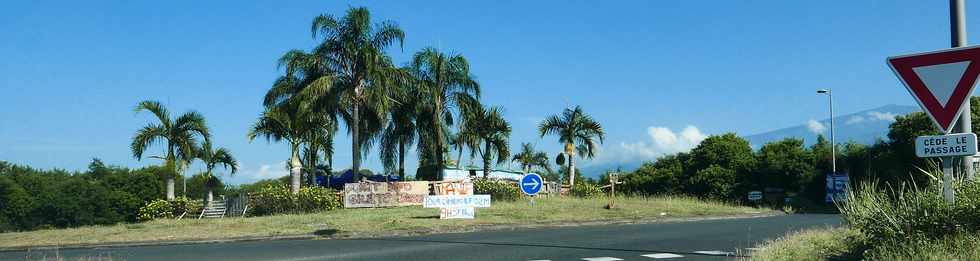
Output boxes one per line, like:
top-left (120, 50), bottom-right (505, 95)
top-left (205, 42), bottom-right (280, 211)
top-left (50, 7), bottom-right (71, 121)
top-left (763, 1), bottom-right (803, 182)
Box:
top-left (749, 227), bottom-right (980, 260)
top-left (748, 227), bottom-right (865, 261)
top-left (0, 195), bottom-right (766, 249)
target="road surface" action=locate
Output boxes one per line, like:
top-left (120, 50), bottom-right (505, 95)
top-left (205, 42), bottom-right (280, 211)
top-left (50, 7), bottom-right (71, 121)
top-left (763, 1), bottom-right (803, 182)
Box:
top-left (5, 214), bottom-right (840, 261)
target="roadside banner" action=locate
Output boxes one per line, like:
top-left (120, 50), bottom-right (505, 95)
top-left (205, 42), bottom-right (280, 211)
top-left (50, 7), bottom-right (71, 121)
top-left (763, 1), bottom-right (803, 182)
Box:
top-left (343, 181), bottom-right (429, 208)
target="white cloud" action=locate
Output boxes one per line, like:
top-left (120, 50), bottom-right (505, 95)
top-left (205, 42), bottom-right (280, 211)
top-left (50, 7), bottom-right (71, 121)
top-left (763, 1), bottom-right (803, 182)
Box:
top-left (229, 161), bottom-right (289, 184)
top-left (807, 119), bottom-right (827, 134)
top-left (595, 125), bottom-right (707, 164)
top-left (868, 111), bottom-right (898, 122)
top-left (846, 116), bottom-right (865, 125)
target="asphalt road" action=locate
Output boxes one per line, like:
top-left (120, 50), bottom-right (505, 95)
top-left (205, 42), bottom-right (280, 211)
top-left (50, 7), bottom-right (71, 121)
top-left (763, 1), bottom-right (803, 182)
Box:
top-left (6, 214), bottom-right (840, 261)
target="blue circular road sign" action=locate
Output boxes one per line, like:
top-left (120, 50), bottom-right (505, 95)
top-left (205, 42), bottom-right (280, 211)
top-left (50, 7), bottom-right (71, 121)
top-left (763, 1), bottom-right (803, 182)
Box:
top-left (520, 173), bottom-right (543, 196)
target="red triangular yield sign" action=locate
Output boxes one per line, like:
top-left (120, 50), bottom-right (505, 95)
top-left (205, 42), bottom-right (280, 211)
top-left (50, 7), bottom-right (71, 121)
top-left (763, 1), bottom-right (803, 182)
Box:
top-left (888, 46), bottom-right (980, 133)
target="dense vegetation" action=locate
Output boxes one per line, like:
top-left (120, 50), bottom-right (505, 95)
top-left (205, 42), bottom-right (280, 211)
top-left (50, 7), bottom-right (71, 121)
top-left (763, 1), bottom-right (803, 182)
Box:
top-left (616, 97), bottom-right (980, 206)
top-left (0, 160), bottom-right (170, 232)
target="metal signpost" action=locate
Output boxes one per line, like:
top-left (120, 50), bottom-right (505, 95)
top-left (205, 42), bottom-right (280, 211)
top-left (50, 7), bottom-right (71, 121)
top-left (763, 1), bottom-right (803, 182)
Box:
top-left (521, 173), bottom-right (543, 206)
top-left (888, 45), bottom-right (980, 204)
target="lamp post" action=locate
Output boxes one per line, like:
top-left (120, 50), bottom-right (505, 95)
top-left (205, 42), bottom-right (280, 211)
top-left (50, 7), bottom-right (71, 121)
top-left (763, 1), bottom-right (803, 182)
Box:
top-left (817, 89), bottom-right (836, 174)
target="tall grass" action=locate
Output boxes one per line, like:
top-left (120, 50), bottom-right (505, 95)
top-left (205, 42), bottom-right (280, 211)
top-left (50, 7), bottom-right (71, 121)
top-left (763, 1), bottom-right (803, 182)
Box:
top-left (828, 167), bottom-right (980, 259)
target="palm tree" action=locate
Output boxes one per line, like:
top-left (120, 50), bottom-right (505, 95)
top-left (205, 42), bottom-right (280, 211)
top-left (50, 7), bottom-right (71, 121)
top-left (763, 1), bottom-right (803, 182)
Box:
top-left (470, 106), bottom-right (511, 178)
top-left (309, 7), bottom-right (405, 180)
top-left (198, 140), bottom-right (238, 203)
top-left (301, 117), bottom-right (336, 185)
top-left (538, 106), bottom-right (605, 189)
top-left (264, 48), bottom-right (338, 188)
top-left (512, 143), bottom-right (552, 175)
top-left (131, 100), bottom-right (210, 200)
top-left (248, 106), bottom-right (313, 194)
top-left (380, 88), bottom-right (418, 179)
top-left (409, 47), bottom-right (480, 179)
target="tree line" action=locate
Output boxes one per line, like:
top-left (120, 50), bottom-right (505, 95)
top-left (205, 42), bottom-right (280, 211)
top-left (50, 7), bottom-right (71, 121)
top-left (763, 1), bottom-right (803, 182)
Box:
top-left (615, 97), bottom-right (980, 205)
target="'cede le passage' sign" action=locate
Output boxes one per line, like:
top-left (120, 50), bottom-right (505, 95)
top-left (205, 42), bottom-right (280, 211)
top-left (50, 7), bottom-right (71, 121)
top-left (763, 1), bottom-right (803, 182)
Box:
top-left (915, 133), bottom-right (978, 158)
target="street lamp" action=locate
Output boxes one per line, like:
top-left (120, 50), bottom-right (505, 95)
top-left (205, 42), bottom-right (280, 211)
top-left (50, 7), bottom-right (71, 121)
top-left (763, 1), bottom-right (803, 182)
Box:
top-left (817, 89), bottom-right (836, 174)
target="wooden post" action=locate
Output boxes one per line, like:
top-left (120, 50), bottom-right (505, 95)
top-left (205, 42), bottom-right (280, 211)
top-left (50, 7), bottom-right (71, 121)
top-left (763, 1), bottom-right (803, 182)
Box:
top-left (606, 173), bottom-right (621, 209)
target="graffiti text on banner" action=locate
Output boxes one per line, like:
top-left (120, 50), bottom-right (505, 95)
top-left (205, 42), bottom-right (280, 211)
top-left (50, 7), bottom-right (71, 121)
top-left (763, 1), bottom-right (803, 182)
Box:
top-left (344, 181), bottom-right (429, 208)
top-left (433, 182), bottom-right (474, 196)
top-left (423, 195), bottom-right (492, 208)
top-left (440, 207), bottom-right (475, 219)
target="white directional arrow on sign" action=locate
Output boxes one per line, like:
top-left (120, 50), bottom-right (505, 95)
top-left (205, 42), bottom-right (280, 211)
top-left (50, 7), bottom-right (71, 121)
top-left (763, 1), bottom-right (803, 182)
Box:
top-left (522, 179), bottom-right (540, 190)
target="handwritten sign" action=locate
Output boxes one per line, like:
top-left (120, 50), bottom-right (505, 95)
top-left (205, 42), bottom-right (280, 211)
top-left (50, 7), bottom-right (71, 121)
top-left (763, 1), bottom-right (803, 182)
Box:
top-left (439, 207), bottom-right (475, 219)
top-left (344, 181), bottom-right (429, 208)
top-left (423, 195), bottom-right (491, 208)
top-left (433, 182), bottom-right (473, 196)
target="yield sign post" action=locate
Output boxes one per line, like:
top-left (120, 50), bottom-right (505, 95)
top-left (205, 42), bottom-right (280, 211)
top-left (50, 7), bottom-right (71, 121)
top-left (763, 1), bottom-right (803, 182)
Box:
top-left (888, 45), bottom-right (980, 204)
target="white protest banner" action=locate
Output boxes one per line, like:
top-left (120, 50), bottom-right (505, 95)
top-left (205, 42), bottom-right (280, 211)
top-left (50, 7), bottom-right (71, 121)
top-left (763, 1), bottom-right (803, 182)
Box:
top-left (423, 195), bottom-right (492, 208)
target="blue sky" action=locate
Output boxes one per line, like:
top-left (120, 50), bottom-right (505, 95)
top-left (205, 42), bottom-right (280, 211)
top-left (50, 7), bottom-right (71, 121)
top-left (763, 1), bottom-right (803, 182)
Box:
top-left (0, 1), bottom-right (975, 184)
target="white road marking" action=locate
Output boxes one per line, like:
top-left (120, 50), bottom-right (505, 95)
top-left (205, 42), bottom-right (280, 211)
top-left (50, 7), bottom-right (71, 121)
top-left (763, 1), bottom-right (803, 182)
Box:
top-left (694, 250), bottom-right (733, 256)
top-left (643, 253), bottom-right (684, 259)
top-left (581, 258), bottom-right (624, 261)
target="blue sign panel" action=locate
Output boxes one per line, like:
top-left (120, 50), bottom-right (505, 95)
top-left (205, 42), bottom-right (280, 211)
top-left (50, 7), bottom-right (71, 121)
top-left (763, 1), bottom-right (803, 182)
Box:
top-left (520, 174), bottom-right (543, 196)
top-left (825, 173), bottom-right (849, 203)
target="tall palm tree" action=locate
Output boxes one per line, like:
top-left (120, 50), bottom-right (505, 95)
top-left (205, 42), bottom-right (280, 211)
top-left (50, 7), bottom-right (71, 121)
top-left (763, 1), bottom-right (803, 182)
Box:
top-left (309, 7), bottom-right (404, 180)
top-left (409, 47), bottom-right (480, 179)
top-left (538, 106), bottom-right (605, 189)
top-left (131, 100), bottom-right (210, 200)
top-left (470, 106), bottom-right (511, 178)
top-left (198, 140), bottom-right (238, 203)
top-left (248, 106), bottom-right (313, 194)
top-left (512, 143), bottom-right (552, 175)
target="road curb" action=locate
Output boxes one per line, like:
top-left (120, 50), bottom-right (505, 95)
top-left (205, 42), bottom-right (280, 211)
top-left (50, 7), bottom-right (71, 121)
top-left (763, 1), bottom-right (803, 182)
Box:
top-left (0, 211), bottom-right (784, 253)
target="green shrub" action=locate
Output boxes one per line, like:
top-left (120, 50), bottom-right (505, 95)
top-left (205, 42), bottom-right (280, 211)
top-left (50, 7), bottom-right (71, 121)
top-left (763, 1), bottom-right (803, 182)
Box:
top-left (296, 186), bottom-right (342, 213)
top-left (137, 197), bottom-right (200, 222)
top-left (250, 185), bottom-right (341, 216)
top-left (571, 182), bottom-right (603, 198)
top-left (138, 199), bottom-right (174, 221)
top-left (474, 179), bottom-right (523, 201)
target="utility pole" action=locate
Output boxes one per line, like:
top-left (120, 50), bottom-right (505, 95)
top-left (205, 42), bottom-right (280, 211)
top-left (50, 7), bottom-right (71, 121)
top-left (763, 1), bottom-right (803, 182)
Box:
top-left (952, 0), bottom-right (975, 181)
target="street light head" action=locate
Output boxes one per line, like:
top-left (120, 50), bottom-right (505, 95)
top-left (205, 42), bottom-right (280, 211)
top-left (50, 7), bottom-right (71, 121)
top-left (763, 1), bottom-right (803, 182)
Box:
top-left (817, 89), bottom-right (830, 94)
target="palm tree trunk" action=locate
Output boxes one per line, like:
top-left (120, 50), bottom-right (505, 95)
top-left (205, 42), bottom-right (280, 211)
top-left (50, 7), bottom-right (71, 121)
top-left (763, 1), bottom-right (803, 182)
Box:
top-left (165, 151), bottom-right (176, 200)
top-left (207, 189), bottom-right (214, 203)
top-left (290, 144), bottom-right (302, 194)
top-left (569, 155), bottom-right (576, 189)
top-left (456, 142), bottom-right (464, 169)
top-left (483, 143), bottom-right (492, 178)
top-left (352, 102), bottom-right (361, 181)
top-left (166, 178), bottom-right (176, 200)
top-left (398, 140), bottom-right (406, 180)
top-left (434, 105), bottom-right (445, 180)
